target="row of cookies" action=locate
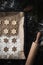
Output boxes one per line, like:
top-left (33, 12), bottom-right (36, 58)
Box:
top-left (0, 19), bottom-right (19, 36)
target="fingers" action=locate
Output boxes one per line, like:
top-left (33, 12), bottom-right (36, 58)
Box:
top-left (35, 32), bottom-right (41, 43)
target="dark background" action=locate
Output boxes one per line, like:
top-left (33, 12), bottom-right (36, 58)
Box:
top-left (0, 0), bottom-right (43, 65)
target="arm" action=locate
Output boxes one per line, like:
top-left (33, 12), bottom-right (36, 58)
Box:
top-left (25, 32), bottom-right (41, 65)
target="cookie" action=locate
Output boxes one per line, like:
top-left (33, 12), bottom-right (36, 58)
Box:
top-left (12, 38), bottom-right (16, 43)
top-left (4, 47), bottom-right (8, 52)
top-left (11, 29), bottom-right (16, 34)
top-left (12, 20), bottom-right (17, 25)
top-left (4, 19), bottom-right (9, 25)
top-left (4, 38), bottom-right (8, 43)
top-left (12, 46), bottom-right (17, 52)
